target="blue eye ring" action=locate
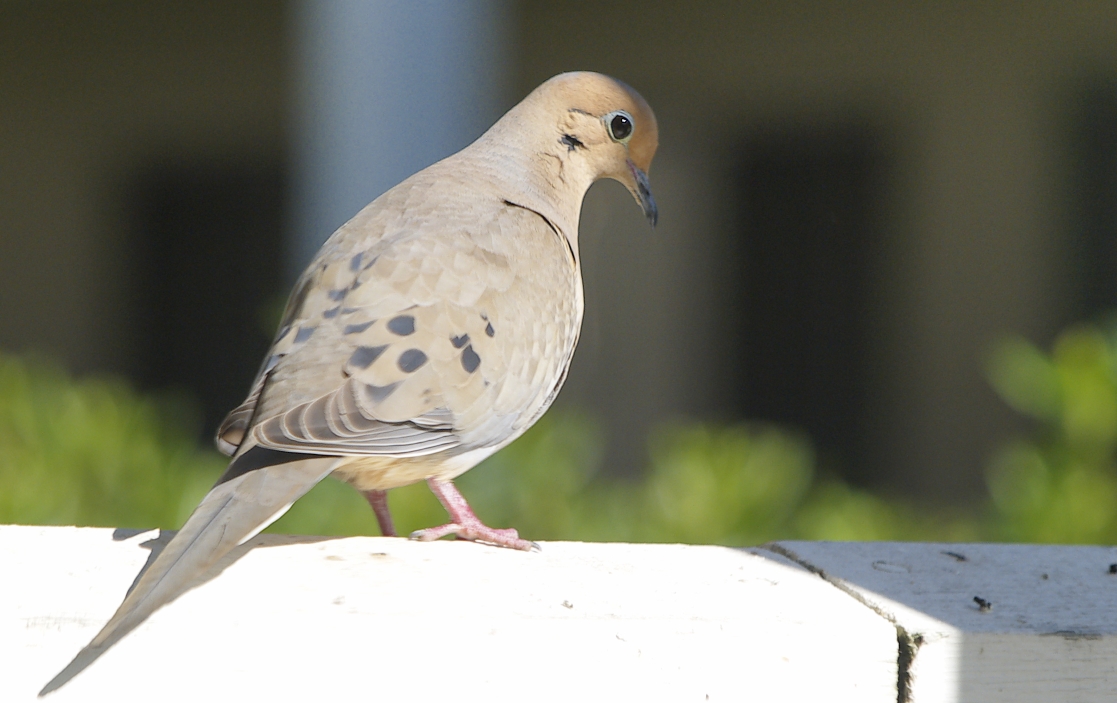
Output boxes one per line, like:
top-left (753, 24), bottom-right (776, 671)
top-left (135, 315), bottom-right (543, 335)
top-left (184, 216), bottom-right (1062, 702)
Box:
top-left (605, 110), bottom-right (634, 142)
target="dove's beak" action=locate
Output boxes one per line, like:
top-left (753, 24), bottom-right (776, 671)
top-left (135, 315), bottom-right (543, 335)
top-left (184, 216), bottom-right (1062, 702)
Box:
top-left (627, 160), bottom-right (658, 227)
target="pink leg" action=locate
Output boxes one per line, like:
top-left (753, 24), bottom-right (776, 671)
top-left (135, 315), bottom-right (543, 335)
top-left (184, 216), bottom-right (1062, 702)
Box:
top-left (362, 489), bottom-right (397, 537)
top-left (411, 479), bottom-right (537, 551)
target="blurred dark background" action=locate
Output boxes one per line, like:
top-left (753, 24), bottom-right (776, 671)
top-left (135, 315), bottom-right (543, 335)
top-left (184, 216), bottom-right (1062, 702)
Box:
top-left (5, 0), bottom-right (1117, 511)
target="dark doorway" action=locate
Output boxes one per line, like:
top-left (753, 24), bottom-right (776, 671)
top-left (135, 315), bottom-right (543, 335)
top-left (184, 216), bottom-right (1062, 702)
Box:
top-left (1069, 79), bottom-right (1117, 322)
top-left (730, 126), bottom-right (883, 485)
top-left (130, 162), bottom-right (286, 440)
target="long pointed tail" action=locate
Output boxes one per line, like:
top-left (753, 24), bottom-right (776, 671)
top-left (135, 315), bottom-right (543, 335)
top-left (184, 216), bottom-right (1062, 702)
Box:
top-left (40, 455), bottom-right (338, 696)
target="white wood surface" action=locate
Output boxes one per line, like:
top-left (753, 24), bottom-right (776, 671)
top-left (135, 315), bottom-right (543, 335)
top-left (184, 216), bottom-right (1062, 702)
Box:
top-left (13, 526), bottom-right (1114, 702)
top-left (4, 525), bottom-right (897, 702)
top-left (773, 540), bottom-right (1117, 702)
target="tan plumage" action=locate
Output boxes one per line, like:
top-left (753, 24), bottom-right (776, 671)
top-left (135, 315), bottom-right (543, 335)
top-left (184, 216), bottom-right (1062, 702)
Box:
top-left (42, 71), bottom-right (658, 695)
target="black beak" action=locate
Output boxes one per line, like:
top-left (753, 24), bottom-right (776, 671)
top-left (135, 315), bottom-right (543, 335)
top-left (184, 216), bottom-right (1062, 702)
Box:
top-left (627, 160), bottom-right (658, 227)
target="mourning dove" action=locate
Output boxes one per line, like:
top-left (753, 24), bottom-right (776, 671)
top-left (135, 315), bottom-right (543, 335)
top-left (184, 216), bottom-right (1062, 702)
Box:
top-left (41, 71), bottom-right (657, 695)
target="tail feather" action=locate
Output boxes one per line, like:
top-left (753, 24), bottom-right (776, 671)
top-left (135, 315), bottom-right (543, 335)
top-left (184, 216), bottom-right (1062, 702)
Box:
top-left (40, 456), bottom-right (339, 696)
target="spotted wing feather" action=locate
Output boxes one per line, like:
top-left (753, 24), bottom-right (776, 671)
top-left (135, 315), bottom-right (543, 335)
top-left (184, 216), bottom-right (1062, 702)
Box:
top-left (230, 197), bottom-right (580, 463)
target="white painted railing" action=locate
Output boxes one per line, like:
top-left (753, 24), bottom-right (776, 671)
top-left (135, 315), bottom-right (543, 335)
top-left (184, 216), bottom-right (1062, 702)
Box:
top-left (5, 525), bottom-right (1115, 701)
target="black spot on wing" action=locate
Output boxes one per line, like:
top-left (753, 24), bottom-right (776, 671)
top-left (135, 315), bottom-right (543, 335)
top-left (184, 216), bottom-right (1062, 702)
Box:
top-left (294, 326), bottom-right (316, 343)
top-left (349, 345), bottom-right (387, 369)
top-left (485, 322), bottom-right (495, 337)
top-left (450, 333), bottom-right (470, 349)
top-left (261, 353), bottom-right (281, 374)
top-left (323, 306), bottom-right (340, 319)
top-left (398, 348), bottom-right (428, 373)
top-left (388, 315), bottom-right (415, 335)
top-left (350, 253), bottom-right (363, 271)
top-left (328, 288), bottom-right (347, 302)
top-left (364, 381), bottom-right (400, 403)
top-left (344, 320), bottom-right (375, 335)
top-left (461, 345), bottom-right (480, 374)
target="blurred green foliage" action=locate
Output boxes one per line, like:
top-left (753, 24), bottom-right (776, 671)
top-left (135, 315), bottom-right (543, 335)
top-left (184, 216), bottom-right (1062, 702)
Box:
top-left (984, 322), bottom-right (1117, 543)
top-left (0, 355), bottom-right (220, 529)
top-left (4, 319), bottom-right (1117, 545)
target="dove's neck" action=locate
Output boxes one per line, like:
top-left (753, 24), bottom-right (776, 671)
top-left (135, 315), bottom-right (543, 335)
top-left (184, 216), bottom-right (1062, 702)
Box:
top-left (463, 119), bottom-right (597, 261)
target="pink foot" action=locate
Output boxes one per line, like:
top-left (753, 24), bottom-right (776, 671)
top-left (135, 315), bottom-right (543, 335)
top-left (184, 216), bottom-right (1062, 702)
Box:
top-left (410, 479), bottom-right (537, 551)
top-left (362, 489), bottom-right (397, 537)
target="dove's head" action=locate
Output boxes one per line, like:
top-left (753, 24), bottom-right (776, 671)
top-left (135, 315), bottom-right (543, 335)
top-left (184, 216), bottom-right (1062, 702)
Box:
top-left (519, 72), bottom-right (659, 226)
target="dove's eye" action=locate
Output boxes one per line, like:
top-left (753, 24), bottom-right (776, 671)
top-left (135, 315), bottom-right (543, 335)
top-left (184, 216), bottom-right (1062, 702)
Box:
top-left (605, 111), bottom-right (634, 142)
